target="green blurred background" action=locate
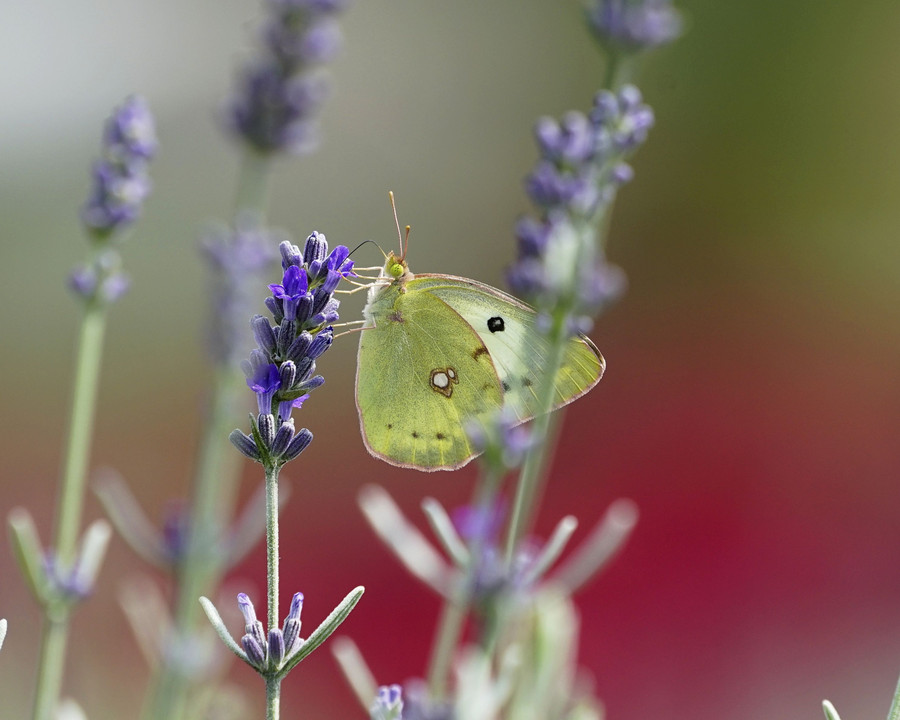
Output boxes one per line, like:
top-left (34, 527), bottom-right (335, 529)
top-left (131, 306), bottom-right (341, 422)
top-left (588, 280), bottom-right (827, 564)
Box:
top-left (2, 0), bottom-right (900, 717)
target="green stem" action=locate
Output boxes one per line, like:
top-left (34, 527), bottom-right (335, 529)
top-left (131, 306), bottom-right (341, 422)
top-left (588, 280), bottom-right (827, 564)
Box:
top-left (32, 618), bottom-right (68, 720)
top-left (144, 146), bottom-right (273, 720)
top-left (887, 671), bottom-right (900, 720)
top-left (235, 149), bottom-right (273, 218)
top-left (32, 300), bottom-right (108, 720)
top-left (143, 370), bottom-right (244, 720)
top-left (426, 469), bottom-right (502, 698)
top-left (55, 302), bottom-right (107, 562)
top-left (426, 590), bottom-right (468, 701)
top-left (266, 675), bottom-right (282, 720)
top-left (266, 464), bottom-right (281, 633)
top-left (505, 309), bottom-right (570, 562)
top-left (602, 50), bottom-right (635, 91)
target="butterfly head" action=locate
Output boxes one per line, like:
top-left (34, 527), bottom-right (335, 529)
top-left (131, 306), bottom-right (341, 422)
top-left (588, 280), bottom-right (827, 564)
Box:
top-left (384, 251), bottom-right (412, 282)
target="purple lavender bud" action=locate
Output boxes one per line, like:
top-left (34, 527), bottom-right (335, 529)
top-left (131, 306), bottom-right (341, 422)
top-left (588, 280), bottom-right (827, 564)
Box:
top-left (371, 684), bottom-right (404, 719)
top-left (293, 356), bottom-right (315, 382)
top-left (265, 295), bottom-right (284, 323)
top-left (582, 260), bottom-right (628, 309)
top-left (295, 295), bottom-right (314, 326)
top-left (591, 90), bottom-right (619, 124)
top-left (279, 360), bottom-right (298, 390)
top-left (68, 266), bottom-right (98, 298)
top-left (309, 298), bottom-right (340, 327)
top-left (241, 633), bottom-right (267, 669)
top-left (307, 327), bottom-right (333, 358)
top-left (295, 375), bottom-right (324, 394)
top-left (230, 429), bottom-right (262, 460)
top-left (268, 628), bottom-right (286, 668)
top-left (286, 331), bottom-right (313, 364)
top-left (467, 409), bottom-right (535, 472)
top-left (252, 315), bottom-right (278, 356)
top-left (270, 418), bottom-right (295, 456)
top-left (282, 618), bottom-right (302, 657)
top-left (275, 319), bottom-right (296, 356)
top-left (610, 161), bottom-right (634, 185)
top-left (161, 501), bottom-right (189, 563)
top-left (535, 112), bottom-right (597, 166)
top-left (280, 240), bottom-right (304, 269)
top-left (303, 231), bottom-right (329, 265)
top-left (506, 257), bottom-right (548, 298)
top-left (587, 0), bottom-right (682, 53)
top-left (514, 216), bottom-right (552, 257)
top-left (281, 592), bottom-right (304, 655)
top-left (238, 593), bottom-right (262, 631)
top-left (286, 591), bottom-right (304, 622)
top-left (257, 413), bottom-right (277, 449)
top-left (103, 95), bottom-right (158, 162)
top-left (282, 428), bottom-right (313, 462)
top-left (81, 162), bottom-right (152, 235)
top-left (452, 500), bottom-right (506, 545)
top-left (99, 272), bottom-right (131, 303)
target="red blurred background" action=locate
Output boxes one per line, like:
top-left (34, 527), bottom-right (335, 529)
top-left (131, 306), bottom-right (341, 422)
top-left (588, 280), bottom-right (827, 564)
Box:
top-left (2, 0), bottom-right (899, 718)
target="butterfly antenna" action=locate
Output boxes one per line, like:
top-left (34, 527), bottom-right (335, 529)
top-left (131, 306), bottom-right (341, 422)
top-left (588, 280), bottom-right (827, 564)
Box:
top-left (349, 238), bottom-right (386, 260)
top-left (389, 190), bottom-right (407, 261)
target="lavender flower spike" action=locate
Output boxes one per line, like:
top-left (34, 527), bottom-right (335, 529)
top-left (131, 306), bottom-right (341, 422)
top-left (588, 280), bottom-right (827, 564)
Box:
top-left (370, 685), bottom-right (404, 720)
top-left (227, 0), bottom-right (350, 154)
top-left (508, 84), bottom-right (651, 329)
top-left (587, 0), bottom-right (683, 53)
top-left (230, 232), bottom-right (351, 469)
top-left (81, 96), bottom-right (157, 238)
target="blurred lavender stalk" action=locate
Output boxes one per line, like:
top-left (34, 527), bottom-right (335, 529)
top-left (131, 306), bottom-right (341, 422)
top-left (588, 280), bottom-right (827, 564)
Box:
top-left (136, 2), bottom-right (350, 718)
top-left (7, 96), bottom-right (156, 720)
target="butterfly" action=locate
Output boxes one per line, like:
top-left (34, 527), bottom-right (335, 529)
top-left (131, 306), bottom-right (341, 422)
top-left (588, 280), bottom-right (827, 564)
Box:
top-left (355, 204), bottom-right (604, 471)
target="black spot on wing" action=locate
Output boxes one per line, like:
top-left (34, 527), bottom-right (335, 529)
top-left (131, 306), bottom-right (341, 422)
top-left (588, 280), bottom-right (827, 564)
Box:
top-left (501, 380), bottom-right (511, 392)
top-left (523, 378), bottom-right (533, 387)
top-left (487, 316), bottom-right (505, 333)
top-left (436, 432), bottom-right (446, 440)
top-left (472, 346), bottom-right (489, 360)
top-left (411, 431), bottom-right (419, 439)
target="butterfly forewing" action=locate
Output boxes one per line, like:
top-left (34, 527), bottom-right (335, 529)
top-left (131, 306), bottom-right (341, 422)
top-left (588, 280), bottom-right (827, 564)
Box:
top-left (356, 284), bottom-right (505, 470)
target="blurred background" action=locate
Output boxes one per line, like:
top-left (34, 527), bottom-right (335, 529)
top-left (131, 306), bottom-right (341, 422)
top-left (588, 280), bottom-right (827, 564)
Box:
top-left (2, 0), bottom-right (900, 717)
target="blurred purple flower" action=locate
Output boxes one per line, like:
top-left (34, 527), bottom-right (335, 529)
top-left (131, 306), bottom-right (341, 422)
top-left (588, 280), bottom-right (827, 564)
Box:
top-left (587, 0), bottom-right (682, 53)
top-left (81, 96), bottom-right (157, 238)
top-left (226, 0), bottom-right (348, 155)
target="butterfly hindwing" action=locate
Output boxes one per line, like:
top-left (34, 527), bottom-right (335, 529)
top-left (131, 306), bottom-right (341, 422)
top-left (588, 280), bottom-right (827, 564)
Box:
top-left (356, 284), bottom-right (505, 470)
top-left (411, 275), bottom-right (605, 422)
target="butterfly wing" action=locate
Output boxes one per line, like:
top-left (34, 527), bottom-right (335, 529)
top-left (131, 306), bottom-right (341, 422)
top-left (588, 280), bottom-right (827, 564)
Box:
top-left (356, 274), bottom-right (605, 471)
top-left (356, 282), bottom-right (506, 471)
top-left (410, 275), bottom-right (605, 423)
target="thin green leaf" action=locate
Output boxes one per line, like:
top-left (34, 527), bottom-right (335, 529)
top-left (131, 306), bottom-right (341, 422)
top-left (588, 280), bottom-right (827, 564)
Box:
top-left (422, 497), bottom-right (469, 568)
top-left (199, 596), bottom-right (248, 662)
top-left (822, 700), bottom-right (842, 720)
top-left (279, 586), bottom-right (364, 677)
top-left (8, 508), bottom-right (49, 603)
